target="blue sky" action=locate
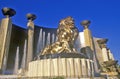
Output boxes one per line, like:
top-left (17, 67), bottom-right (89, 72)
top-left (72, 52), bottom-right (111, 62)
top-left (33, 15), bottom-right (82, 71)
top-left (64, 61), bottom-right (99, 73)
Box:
top-left (0, 0), bottom-right (120, 64)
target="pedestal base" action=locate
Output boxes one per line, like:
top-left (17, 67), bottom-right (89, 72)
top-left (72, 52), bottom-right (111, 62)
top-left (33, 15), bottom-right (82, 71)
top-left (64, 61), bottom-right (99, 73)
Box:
top-left (27, 54), bottom-right (94, 78)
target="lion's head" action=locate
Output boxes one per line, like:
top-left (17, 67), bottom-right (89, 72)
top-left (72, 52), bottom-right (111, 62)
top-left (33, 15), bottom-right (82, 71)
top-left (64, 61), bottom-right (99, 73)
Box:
top-left (59, 16), bottom-right (75, 29)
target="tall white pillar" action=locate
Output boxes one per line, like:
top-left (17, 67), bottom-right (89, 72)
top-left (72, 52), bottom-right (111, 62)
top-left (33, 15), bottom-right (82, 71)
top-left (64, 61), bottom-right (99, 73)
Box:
top-left (0, 7), bottom-right (16, 73)
top-left (26, 13), bottom-right (36, 69)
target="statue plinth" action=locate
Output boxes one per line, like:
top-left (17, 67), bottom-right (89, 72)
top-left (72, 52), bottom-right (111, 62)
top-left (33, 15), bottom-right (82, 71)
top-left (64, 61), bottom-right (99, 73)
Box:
top-left (35, 53), bottom-right (87, 60)
top-left (27, 54), bottom-right (93, 78)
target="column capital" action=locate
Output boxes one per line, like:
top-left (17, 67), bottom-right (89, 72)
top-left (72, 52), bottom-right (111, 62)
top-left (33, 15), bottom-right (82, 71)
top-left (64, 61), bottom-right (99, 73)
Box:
top-left (97, 39), bottom-right (108, 44)
top-left (2, 7), bottom-right (16, 18)
top-left (80, 20), bottom-right (91, 29)
top-left (26, 13), bottom-right (36, 21)
top-left (97, 39), bottom-right (108, 48)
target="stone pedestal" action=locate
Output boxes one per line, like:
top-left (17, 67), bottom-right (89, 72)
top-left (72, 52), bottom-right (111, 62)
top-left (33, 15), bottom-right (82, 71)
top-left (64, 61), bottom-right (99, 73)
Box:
top-left (26, 57), bottom-right (93, 78)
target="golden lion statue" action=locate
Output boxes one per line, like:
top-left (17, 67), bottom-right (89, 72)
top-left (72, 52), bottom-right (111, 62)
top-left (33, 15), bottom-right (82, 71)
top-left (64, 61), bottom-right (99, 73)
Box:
top-left (40, 16), bottom-right (79, 55)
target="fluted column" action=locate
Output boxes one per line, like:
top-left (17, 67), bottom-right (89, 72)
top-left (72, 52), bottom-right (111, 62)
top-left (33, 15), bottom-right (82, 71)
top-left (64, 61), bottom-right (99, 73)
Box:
top-left (26, 13), bottom-right (36, 69)
top-left (97, 39), bottom-right (109, 61)
top-left (0, 7), bottom-right (16, 73)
